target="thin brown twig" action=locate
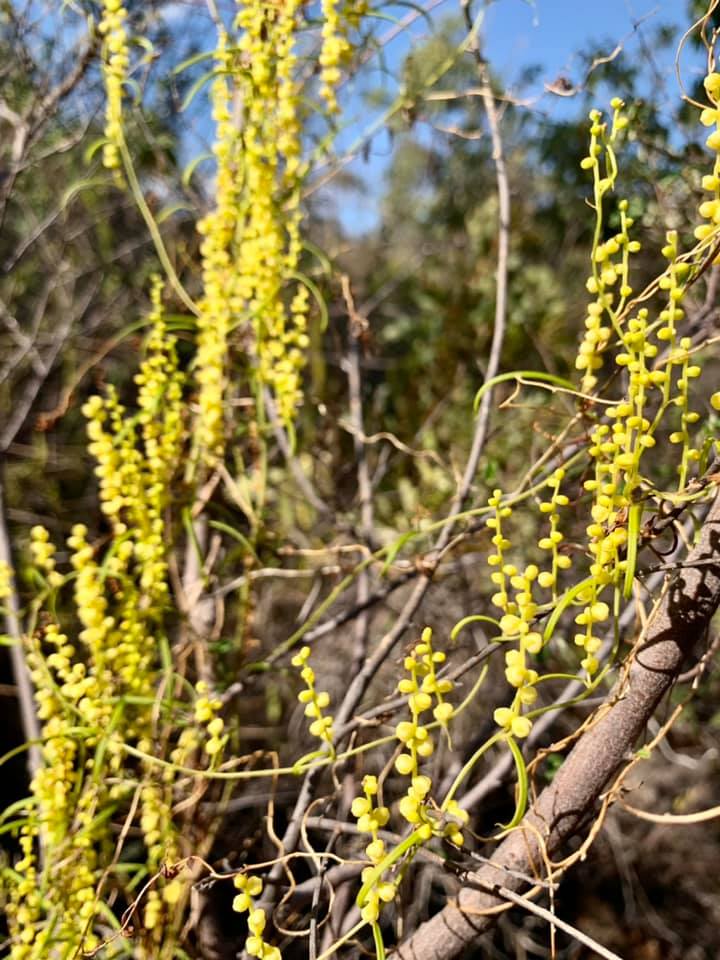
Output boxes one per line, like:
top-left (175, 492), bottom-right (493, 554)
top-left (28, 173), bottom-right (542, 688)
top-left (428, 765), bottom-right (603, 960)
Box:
top-left (487, 885), bottom-right (624, 960)
top-left (0, 475), bottom-right (41, 778)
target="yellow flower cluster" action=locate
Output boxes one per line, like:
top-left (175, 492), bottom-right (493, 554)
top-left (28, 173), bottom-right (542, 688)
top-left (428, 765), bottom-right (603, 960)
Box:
top-left (350, 775), bottom-right (397, 923)
top-left (579, 303), bottom-right (657, 669)
top-left (232, 875), bottom-right (281, 960)
top-left (572, 595), bottom-right (609, 676)
top-left (536, 468), bottom-right (573, 597)
top-left (69, 524), bottom-right (114, 675)
top-left (666, 337), bottom-right (703, 489)
top-left (319, 0), bottom-right (351, 114)
top-left (98, 0), bottom-right (129, 172)
top-left (6, 290), bottom-right (195, 956)
top-left (351, 775), bottom-right (395, 923)
top-left (291, 645), bottom-right (334, 748)
top-left (194, 3), bottom-right (305, 460)
top-left (485, 489), bottom-right (566, 733)
top-left (399, 775), bottom-right (468, 848)
top-left (394, 628), bottom-right (452, 776)
top-left (140, 778), bottom-right (180, 937)
top-left (696, 72), bottom-right (720, 247)
top-left (137, 277), bottom-right (185, 503)
top-left (485, 487), bottom-right (513, 577)
top-left (28, 525), bottom-right (63, 589)
top-left (351, 630), bottom-right (465, 925)
top-left (193, 1), bottom-right (352, 461)
top-left (234, 0), bottom-right (307, 427)
top-left (0, 560), bottom-right (11, 601)
top-left (576, 218), bottom-right (706, 641)
top-left (82, 285), bottom-right (183, 618)
top-left (195, 680), bottom-right (228, 759)
top-left (576, 100), bottom-right (638, 392)
top-left (492, 573), bottom-right (541, 738)
top-left (568, 90), bottom-right (718, 672)
top-left (394, 632), bottom-right (466, 834)
top-left (193, 30), bottom-right (239, 461)
top-left (7, 621), bottom-right (104, 958)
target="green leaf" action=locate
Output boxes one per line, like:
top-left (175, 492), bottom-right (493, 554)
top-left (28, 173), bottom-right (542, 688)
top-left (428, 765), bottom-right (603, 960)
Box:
top-left (180, 68), bottom-right (222, 113)
top-left (381, 530), bottom-right (416, 575)
top-left (497, 735), bottom-right (529, 831)
top-left (182, 152), bottom-right (212, 188)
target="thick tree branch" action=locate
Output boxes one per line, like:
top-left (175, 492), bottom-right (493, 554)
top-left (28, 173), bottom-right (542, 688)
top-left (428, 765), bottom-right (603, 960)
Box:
top-left (394, 489), bottom-right (720, 960)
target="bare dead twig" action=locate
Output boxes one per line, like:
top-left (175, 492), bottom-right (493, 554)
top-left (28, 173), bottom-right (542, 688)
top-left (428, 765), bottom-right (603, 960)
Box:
top-left (482, 884), bottom-right (624, 960)
top-left (340, 275), bottom-right (376, 676)
top-left (0, 476), bottom-right (41, 778)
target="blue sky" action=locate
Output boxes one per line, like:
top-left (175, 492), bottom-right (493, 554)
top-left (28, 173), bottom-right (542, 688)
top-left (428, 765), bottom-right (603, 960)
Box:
top-left (484, 0), bottom-right (683, 89)
top-left (330, 0), bottom-right (699, 234)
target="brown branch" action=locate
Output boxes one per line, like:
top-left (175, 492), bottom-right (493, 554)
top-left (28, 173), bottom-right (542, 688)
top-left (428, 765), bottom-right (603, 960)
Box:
top-left (393, 490), bottom-right (720, 960)
top-left (0, 474), bottom-right (41, 778)
top-left (340, 275), bottom-right (375, 676)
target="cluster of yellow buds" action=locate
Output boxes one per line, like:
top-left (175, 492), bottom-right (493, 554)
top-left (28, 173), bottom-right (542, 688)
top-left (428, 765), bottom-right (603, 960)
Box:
top-left (536, 468), bottom-right (573, 597)
top-left (234, 0), bottom-right (309, 429)
top-left (397, 774), bottom-right (468, 847)
top-left (658, 230), bottom-right (688, 342)
top-left (575, 410), bottom-right (628, 673)
top-left (581, 306), bottom-right (656, 595)
top-left (666, 336), bottom-right (703, 488)
top-left (572, 596), bottom-right (609, 676)
top-left (232, 875), bottom-right (280, 960)
top-left (82, 390), bottom-right (132, 526)
top-left (9, 625), bottom-right (104, 957)
top-left (576, 100), bottom-right (638, 391)
top-left (193, 29), bottom-right (238, 462)
top-left (81, 284), bottom-right (183, 618)
top-left (351, 775), bottom-right (395, 923)
top-left (0, 560), bottom-right (11, 601)
top-left (140, 778), bottom-right (177, 867)
top-left (6, 289), bottom-right (195, 953)
top-left (583, 452), bottom-right (631, 587)
top-left (28, 525), bottom-right (54, 571)
top-left (493, 576), bottom-right (542, 737)
top-left (170, 725), bottom-right (202, 768)
top-left (26, 625), bottom-right (77, 840)
top-left (351, 645), bottom-right (467, 924)
top-left (319, 0), bottom-right (351, 113)
top-left (4, 823), bottom-right (41, 959)
top-left (485, 488), bottom-right (514, 607)
top-left (98, 0), bottom-right (129, 171)
top-left (352, 775), bottom-right (391, 858)
top-left (192, 0), bottom-right (355, 461)
top-left (139, 779), bottom-right (180, 935)
top-left (195, 680), bottom-right (227, 759)
top-left (136, 277), bottom-right (185, 503)
top-left (569, 92), bottom-right (712, 672)
top-left (484, 491), bottom-right (543, 733)
top-left (28, 525), bottom-right (63, 589)
top-left (67, 524), bottom-right (114, 667)
top-left (394, 628), bottom-right (453, 777)
top-left (291, 645), bottom-right (334, 748)
top-left (696, 72), bottom-right (720, 245)
top-left (579, 226), bottom-right (703, 620)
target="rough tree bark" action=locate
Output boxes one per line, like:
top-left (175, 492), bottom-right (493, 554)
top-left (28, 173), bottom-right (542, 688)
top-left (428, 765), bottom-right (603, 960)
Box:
top-left (394, 489), bottom-right (720, 960)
